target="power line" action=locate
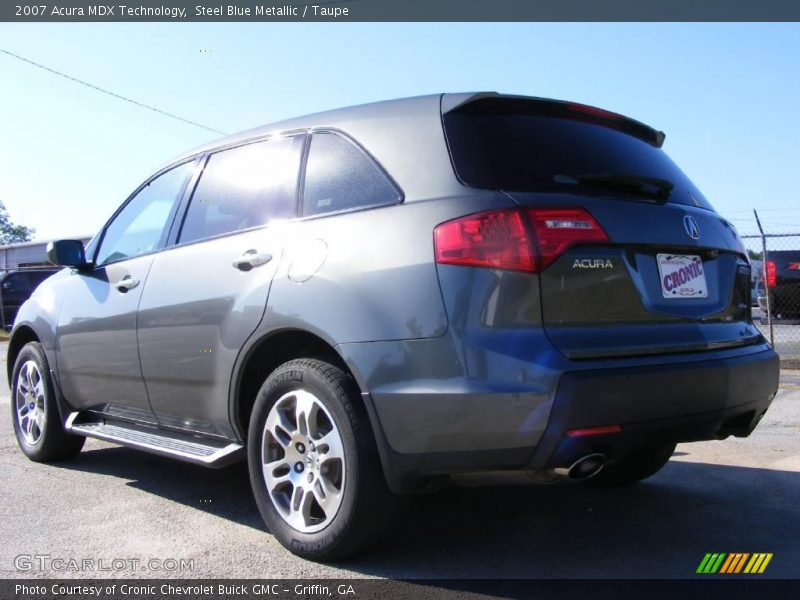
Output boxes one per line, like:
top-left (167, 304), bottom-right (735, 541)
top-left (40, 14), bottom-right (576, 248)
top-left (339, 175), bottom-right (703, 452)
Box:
top-left (732, 221), bottom-right (800, 230)
top-left (1, 47), bottom-right (228, 136)
top-left (731, 217), bottom-right (800, 224)
top-left (723, 207), bottom-right (800, 213)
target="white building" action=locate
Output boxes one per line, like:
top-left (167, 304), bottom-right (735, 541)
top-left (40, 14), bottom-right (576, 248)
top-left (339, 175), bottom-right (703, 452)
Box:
top-left (0, 237), bottom-right (92, 271)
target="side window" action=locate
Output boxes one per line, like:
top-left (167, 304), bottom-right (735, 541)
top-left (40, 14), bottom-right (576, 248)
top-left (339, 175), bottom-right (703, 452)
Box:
top-left (1, 274), bottom-right (29, 294)
top-left (96, 162), bottom-right (194, 266)
top-left (179, 135), bottom-right (304, 244)
top-left (302, 132), bottom-right (401, 217)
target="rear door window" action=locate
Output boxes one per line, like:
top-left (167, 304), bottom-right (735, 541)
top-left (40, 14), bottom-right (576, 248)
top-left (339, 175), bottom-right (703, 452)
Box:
top-left (302, 132), bottom-right (401, 217)
top-left (179, 135), bottom-right (304, 244)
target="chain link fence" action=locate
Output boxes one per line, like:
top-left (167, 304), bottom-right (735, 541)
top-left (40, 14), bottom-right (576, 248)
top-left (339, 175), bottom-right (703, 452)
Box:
top-left (739, 214), bottom-right (800, 369)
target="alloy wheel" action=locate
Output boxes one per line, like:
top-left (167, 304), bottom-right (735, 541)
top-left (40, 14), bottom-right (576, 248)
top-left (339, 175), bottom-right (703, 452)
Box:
top-left (261, 389), bottom-right (346, 533)
top-left (16, 360), bottom-right (46, 445)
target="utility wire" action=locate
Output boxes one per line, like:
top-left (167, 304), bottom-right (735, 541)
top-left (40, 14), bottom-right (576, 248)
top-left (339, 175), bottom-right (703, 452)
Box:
top-left (724, 208), bottom-right (800, 213)
top-left (1, 47), bottom-right (228, 136)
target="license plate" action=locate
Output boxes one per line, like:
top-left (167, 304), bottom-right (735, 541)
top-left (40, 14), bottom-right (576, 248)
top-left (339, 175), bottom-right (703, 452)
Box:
top-left (657, 254), bottom-right (708, 298)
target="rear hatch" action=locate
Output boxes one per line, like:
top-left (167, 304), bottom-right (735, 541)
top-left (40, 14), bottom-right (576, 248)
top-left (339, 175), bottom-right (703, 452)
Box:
top-left (442, 94), bottom-right (760, 359)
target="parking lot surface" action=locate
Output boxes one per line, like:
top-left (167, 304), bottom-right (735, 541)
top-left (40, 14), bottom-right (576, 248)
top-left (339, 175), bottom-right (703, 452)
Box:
top-left (1, 342), bottom-right (799, 579)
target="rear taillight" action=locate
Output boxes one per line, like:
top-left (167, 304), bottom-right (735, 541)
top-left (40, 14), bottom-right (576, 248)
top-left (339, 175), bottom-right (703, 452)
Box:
top-left (789, 263), bottom-right (800, 271)
top-left (766, 260), bottom-right (777, 287)
top-left (433, 209), bottom-right (534, 272)
top-left (434, 207), bottom-right (607, 273)
top-left (526, 208), bottom-right (609, 271)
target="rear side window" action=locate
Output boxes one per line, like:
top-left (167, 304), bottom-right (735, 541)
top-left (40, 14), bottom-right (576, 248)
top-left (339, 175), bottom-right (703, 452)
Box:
top-left (443, 100), bottom-right (713, 210)
top-left (179, 135), bottom-right (304, 244)
top-left (302, 132), bottom-right (401, 217)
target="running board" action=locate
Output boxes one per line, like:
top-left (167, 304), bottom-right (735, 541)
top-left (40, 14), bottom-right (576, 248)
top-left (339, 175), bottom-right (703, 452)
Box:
top-left (65, 413), bottom-right (244, 468)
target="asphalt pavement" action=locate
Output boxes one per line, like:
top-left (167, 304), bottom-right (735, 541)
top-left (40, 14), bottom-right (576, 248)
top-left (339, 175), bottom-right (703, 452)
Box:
top-left (1, 342), bottom-right (799, 579)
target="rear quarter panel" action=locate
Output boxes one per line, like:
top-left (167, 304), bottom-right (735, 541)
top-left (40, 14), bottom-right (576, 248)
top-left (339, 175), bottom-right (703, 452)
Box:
top-left (266, 206), bottom-right (446, 344)
top-left (260, 193), bottom-right (512, 346)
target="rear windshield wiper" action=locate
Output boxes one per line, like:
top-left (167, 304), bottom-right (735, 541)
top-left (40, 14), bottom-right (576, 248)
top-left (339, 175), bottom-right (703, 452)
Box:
top-left (554, 173), bottom-right (674, 201)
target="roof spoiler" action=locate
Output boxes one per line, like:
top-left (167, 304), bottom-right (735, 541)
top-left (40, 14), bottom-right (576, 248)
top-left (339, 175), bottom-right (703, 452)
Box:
top-left (441, 92), bottom-right (666, 148)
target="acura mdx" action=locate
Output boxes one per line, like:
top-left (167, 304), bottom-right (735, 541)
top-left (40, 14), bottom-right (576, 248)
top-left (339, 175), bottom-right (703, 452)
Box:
top-left (9, 93), bottom-right (779, 560)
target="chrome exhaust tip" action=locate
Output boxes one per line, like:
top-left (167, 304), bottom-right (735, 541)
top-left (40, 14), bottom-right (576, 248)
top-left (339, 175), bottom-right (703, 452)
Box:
top-left (552, 453), bottom-right (606, 481)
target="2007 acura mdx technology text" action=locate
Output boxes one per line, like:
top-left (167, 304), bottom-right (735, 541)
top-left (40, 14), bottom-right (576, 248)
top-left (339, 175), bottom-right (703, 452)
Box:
top-left (9, 93), bottom-right (779, 560)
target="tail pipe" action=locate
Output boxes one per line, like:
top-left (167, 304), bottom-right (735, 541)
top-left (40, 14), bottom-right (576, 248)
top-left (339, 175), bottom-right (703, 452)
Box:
top-left (449, 452), bottom-right (608, 487)
top-left (552, 453), bottom-right (606, 481)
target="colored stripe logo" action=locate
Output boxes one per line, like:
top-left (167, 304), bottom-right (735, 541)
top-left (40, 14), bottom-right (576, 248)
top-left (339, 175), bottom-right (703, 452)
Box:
top-left (697, 553), bottom-right (773, 574)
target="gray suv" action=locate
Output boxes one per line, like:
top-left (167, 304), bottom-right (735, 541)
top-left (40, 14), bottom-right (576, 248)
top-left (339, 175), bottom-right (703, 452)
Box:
top-left (8, 93), bottom-right (779, 560)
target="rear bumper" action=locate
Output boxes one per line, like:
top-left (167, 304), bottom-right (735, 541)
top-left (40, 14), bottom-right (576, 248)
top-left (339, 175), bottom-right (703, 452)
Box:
top-left (342, 337), bottom-right (779, 493)
top-left (526, 348), bottom-right (779, 472)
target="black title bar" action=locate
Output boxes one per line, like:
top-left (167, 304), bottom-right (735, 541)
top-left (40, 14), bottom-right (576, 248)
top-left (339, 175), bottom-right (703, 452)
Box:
top-left (3, 0), bottom-right (800, 22)
top-left (4, 579), bottom-right (800, 600)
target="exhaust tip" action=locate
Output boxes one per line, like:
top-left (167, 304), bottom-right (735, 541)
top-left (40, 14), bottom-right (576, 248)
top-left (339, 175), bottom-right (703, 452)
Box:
top-left (553, 453), bottom-right (606, 481)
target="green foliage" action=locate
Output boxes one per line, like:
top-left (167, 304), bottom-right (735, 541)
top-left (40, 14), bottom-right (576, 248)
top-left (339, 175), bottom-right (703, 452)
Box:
top-left (747, 249), bottom-right (764, 261)
top-left (0, 201), bottom-right (35, 245)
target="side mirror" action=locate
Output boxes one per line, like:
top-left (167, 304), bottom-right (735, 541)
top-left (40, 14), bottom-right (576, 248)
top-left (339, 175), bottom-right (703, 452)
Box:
top-left (47, 240), bottom-right (88, 269)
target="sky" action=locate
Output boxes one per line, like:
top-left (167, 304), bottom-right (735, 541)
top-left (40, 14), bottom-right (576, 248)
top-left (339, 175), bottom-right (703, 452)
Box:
top-left (1, 23), bottom-right (799, 248)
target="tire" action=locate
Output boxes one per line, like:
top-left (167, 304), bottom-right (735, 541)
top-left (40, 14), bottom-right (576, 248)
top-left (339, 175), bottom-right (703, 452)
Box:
top-left (11, 342), bottom-right (85, 462)
top-left (586, 442), bottom-right (676, 487)
top-left (247, 358), bottom-right (394, 561)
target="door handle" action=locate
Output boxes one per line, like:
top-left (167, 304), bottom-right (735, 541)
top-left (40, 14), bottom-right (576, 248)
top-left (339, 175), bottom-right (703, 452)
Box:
top-left (233, 249), bottom-right (273, 271)
top-left (113, 276), bottom-right (140, 292)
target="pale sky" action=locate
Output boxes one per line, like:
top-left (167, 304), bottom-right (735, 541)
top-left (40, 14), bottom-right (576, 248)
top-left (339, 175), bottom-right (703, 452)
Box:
top-left (1, 23), bottom-right (799, 246)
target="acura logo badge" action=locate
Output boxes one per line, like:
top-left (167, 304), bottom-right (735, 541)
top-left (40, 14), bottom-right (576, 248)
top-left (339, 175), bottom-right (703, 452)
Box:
top-left (683, 215), bottom-right (700, 240)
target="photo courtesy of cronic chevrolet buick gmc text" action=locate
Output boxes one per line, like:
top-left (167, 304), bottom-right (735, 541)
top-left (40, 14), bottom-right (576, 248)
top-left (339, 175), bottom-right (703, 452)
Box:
top-left (8, 93), bottom-right (779, 560)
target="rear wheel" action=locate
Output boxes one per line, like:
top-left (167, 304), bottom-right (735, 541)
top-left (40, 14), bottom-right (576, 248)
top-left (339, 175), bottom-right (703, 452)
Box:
top-left (11, 342), bottom-right (85, 462)
top-left (247, 358), bottom-right (394, 560)
top-left (586, 442), bottom-right (676, 487)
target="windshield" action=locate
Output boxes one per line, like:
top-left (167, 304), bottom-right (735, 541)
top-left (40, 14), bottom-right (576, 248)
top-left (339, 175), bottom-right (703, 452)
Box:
top-left (443, 107), bottom-right (713, 210)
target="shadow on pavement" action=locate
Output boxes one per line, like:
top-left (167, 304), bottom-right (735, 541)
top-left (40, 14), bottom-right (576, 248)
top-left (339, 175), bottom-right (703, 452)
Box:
top-left (58, 445), bottom-right (263, 530)
top-left (54, 445), bottom-right (799, 579)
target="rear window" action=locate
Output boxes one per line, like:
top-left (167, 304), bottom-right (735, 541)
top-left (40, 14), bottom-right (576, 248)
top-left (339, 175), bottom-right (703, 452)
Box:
top-left (443, 102), bottom-right (713, 210)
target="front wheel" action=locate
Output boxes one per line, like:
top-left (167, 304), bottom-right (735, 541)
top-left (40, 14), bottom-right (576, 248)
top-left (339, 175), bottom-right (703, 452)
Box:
top-left (586, 442), bottom-right (676, 487)
top-left (11, 342), bottom-right (85, 462)
top-left (247, 358), bottom-right (393, 561)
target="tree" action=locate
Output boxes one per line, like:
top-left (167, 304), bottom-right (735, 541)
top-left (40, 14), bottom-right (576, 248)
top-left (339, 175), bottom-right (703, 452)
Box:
top-left (0, 201), bottom-right (35, 245)
top-left (747, 249), bottom-right (764, 261)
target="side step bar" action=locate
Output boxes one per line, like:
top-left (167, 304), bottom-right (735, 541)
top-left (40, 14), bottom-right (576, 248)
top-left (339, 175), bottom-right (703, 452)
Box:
top-left (65, 413), bottom-right (244, 468)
